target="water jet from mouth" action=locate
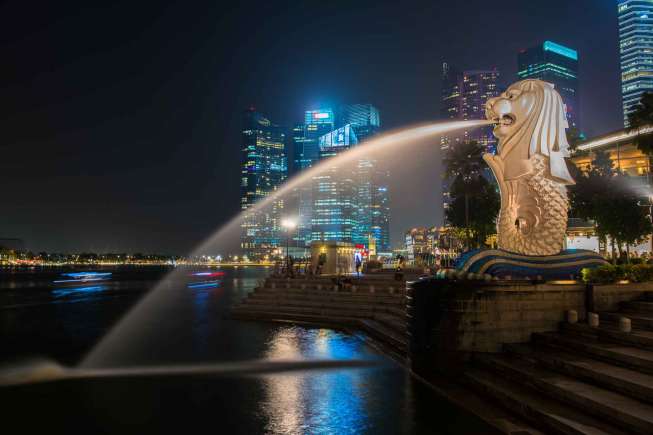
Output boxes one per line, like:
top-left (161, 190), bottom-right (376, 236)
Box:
top-left (80, 119), bottom-right (494, 368)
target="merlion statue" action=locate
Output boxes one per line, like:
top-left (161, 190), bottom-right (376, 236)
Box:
top-left (484, 79), bottom-right (574, 256)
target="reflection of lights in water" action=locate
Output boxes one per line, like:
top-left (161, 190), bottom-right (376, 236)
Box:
top-left (52, 285), bottom-right (108, 298)
top-left (53, 271), bottom-right (112, 284)
top-left (187, 281), bottom-right (220, 289)
top-left (190, 272), bottom-right (225, 277)
top-left (262, 328), bottom-right (367, 433)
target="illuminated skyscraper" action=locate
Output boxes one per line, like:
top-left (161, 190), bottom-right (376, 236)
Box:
top-left (311, 124), bottom-right (359, 243)
top-left (338, 104), bottom-right (389, 251)
top-left (517, 40), bottom-right (579, 130)
top-left (618, 0), bottom-right (653, 126)
top-left (440, 64), bottom-right (500, 153)
top-left (440, 64), bottom-right (500, 215)
top-left (240, 108), bottom-right (287, 260)
top-left (292, 109), bottom-right (335, 245)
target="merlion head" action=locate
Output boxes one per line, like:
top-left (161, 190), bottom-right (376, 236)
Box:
top-left (485, 79), bottom-right (574, 184)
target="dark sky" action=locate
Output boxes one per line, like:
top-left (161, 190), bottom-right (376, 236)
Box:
top-left (1, 0), bottom-right (622, 253)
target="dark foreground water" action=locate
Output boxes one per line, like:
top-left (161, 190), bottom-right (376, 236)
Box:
top-left (0, 266), bottom-right (491, 434)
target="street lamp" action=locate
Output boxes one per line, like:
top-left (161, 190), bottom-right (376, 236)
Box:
top-left (281, 218), bottom-right (297, 276)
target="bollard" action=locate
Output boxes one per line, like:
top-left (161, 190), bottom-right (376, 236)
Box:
top-left (388, 286), bottom-right (394, 294)
top-left (619, 317), bottom-right (632, 333)
top-left (566, 310), bottom-right (578, 324)
top-left (588, 312), bottom-right (599, 328)
top-left (369, 285), bottom-right (375, 293)
top-left (333, 285), bottom-right (338, 292)
top-left (351, 285), bottom-right (357, 292)
top-left (317, 284), bottom-right (322, 291)
top-left (270, 282), bottom-right (276, 289)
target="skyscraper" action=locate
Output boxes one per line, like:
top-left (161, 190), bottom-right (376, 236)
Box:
top-left (310, 124), bottom-right (359, 243)
top-left (517, 40), bottom-right (579, 130)
top-left (618, 0), bottom-right (653, 126)
top-left (339, 104), bottom-right (390, 251)
top-left (240, 108), bottom-right (287, 260)
top-left (440, 64), bottom-right (500, 214)
top-left (292, 109), bottom-right (335, 245)
top-left (440, 64), bottom-right (500, 153)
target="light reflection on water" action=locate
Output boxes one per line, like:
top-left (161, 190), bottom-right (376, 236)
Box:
top-left (262, 327), bottom-right (376, 434)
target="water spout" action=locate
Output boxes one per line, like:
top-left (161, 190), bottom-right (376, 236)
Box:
top-left (81, 118), bottom-right (493, 368)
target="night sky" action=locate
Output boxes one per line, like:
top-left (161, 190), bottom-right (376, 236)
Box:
top-left (1, 0), bottom-right (622, 253)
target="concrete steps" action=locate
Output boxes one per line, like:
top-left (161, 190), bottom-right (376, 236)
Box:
top-left (474, 354), bottom-right (653, 434)
top-left (532, 331), bottom-right (653, 375)
top-left (601, 311), bottom-right (653, 331)
top-left (464, 369), bottom-right (627, 435)
top-left (504, 343), bottom-right (653, 405)
top-left (464, 292), bottom-right (653, 434)
top-left (232, 278), bottom-right (409, 356)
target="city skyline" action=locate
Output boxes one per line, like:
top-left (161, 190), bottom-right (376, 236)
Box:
top-left (1, 0), bottom-right (624, 252)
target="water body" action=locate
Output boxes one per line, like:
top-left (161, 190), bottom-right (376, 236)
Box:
top-left (0, 266), bottom-right (492, 434)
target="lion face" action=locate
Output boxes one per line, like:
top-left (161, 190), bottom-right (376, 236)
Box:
top-left (485, 83), bottom-right (538, 141)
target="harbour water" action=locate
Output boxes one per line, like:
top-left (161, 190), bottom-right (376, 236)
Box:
top-left (0, 266), bottom-right (491, 434)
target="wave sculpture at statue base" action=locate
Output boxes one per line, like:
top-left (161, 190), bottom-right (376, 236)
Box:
top-left (456, 79), bottom-right (607, 279)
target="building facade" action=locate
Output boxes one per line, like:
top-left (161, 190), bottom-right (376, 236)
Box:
top-left (618, 0), bottom-right (653, 126)
top-left (338, 104), bottom-right (390, 251)
top-left (292, 109), bottom-right (335, 245)
top-left (517, 40), bottom-right (580, 131)
top-left (240, 109), bottom-right (287, 260)
top-left (440, 64), bottom-right (500, 153)
top-left (440, 64), bottom-right (500, 214)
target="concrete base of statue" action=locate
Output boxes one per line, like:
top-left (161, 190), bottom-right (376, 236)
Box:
top-left (454, 248), bottom-right (608, 280)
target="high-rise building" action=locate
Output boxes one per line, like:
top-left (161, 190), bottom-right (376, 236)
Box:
top-left (338, 104), bottom-right (390, 251)
top-left (240, 108), bottom-right (287, 260)
top-left (618, 0), bottom-right (653, 126)
top-left (310, 124), bottom-right (359, 243)
top-left (440, 64), bottom-right (500, 215)
top-left (440, 64), bottom-right (500, 153)
top-left (292, 109), bottom-right (335, 245)
top-left (517, 40), bottom-right (580, 130)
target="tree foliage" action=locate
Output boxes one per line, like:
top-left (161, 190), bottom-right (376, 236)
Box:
top-left (444, 141), bottom-right (500, 248)
top-left (569, 150), bottom-right (652, 262)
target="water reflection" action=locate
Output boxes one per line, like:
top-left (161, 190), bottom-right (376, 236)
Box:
top-left (262, 327), bottom-right (373, 434)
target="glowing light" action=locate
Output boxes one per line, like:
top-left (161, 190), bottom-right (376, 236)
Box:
top-left (313, 112), bottom-right (330, 119)
top-left (543, 41), bottom-right (578, 61)
top-left (187, 281), bottom-right (220, 289)
top-left (576, 126), bottom-right (653, 151)
top-left (190, 272), bottom-right (225, 277)
top-left (53, 285), bottom-right (107, 298)
top-left (281, 218), bottom-right (298, 229)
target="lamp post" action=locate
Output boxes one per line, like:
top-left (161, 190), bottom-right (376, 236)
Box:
top-left (281, 218), bottom-right (297, 276)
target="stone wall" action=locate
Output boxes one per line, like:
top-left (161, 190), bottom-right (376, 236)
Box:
top-left (591, 282), bottom-right (653, 312)
top-left (408, 278), bottom-right (653, 374)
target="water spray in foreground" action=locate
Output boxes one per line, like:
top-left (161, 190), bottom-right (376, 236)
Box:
top-left (81, 119), bottom-right (494, 368)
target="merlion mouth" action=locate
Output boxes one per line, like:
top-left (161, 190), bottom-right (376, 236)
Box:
top-left (499, 114), bottom-right (515, 126)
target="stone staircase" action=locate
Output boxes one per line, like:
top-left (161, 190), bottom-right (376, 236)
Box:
top-left (466, 293), bottom-right (653, 434)
top-left (231, 275), bottom-right (410, 357)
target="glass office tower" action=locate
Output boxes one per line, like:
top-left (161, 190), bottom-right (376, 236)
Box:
top-left (517, 40), bottom-right (579, 130)
top-left (240, 108), bottom-right (287, 260)
top-left (618, 0), bottom-right (653, 126)
top-left (292, 109), bottom-right (335, 245)
top-left (338, 104), bottom-right (390, 251)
